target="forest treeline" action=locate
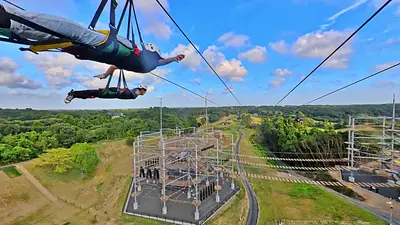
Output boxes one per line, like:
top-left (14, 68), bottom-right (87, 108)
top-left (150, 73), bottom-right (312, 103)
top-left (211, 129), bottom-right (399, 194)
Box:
top-left (0, 108), bottom-right (199, 165)
top-left (1, 103), bottom-right (398, 165)
top-left (254, 115), bottom-right (348, 166)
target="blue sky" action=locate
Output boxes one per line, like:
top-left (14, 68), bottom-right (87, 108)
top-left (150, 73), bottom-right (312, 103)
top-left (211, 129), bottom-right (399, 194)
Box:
top-left (0, 0), bottom-right (400, 109)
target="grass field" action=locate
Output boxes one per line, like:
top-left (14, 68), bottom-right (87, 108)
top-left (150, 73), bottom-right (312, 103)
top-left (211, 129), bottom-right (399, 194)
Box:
top-left (251, 179), bottom-right (387, 224)
top-left (2, 166), bottom-right (21, 178)
top-left (8, 140), bottom-right (166, 225)
top-left (238, 127), bottom-right (387, 225)
top-left (206, 181), bottom-right (248, 225)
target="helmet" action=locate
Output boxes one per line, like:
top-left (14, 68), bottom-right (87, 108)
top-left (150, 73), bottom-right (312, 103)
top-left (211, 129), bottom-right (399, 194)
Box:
top-left (138, 84), bottom-right (147, 90)
top-left (144, 43), bottom-right (161, 56)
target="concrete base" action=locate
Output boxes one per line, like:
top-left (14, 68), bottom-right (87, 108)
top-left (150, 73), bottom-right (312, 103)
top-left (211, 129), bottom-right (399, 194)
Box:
top-left (194, 211), bottom-right (199, 220)
top-left (133, 202), bottom-right (138, 210)
top-left (162, 206), bottom-right (167, 215)
top-left (349, 176), bottom-right (355, 182)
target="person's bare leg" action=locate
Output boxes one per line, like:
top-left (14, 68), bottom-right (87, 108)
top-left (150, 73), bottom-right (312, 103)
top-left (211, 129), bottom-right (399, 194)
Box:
top-left (94, 65), bottom-right (118, 79)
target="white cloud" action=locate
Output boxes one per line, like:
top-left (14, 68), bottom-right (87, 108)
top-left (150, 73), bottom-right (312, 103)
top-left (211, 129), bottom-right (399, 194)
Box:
top-left (168, 44), bottom-right (202, 71)
top-left (269, 40), bottom-right (289, 54)
top-left (372, 80), bottom-right (400, 88)
top-left (0, 57), bottom-right (42, 89)
top-left (373, 61), bottom-right (400, 71)
top-left (135, 0), bottom-right (173, 39)
top-left (203, 46), bottom-right (248, 82)
top-left (269, 77), bottom-right (286, 88)
top-left (324, 57), bottom-right (349, 69)
top-left (300, 75), bottom-right (318, 83)
top-left (238, 46), bottom-right (267, 63)
top-left (25, 53), bottom-right (83, 89)
top-left (373, 0), bottom-right (400, 8)
top-left (135, 0), bottom-right (169, 13)
top-left (83, 62), bottom-right (171, 89)
top-left (320, 0), bottom-right (368, 30)
top-left (222, 86), bottom-right (234, 94)
top-left (218, 32), bottom-right (250, 48)
top-left (143, 20), bottom-right (172, 40)
top-left (272, 68), bottom-right (293, 77)
top-left (292, 29), bottom-right (354, 69)
top-left (193, 78), bottom-right (201, 85)
top-left (268, 68), bottom-right (295, 88)
top-left (7, 89), bottom-right (52, 98)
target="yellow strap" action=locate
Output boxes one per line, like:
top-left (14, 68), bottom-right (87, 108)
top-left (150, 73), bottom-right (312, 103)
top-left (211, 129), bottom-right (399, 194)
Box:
top-left (28, 29), bottom-right (110, 52)
top-left (30, 42), bottom-right (74, 52)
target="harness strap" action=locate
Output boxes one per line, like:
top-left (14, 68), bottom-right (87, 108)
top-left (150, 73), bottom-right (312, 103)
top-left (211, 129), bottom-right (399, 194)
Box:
top-left (110, 0), bottom-right (118, 28)
top-left (116, 70), bottom-right (122, 92)
top-left (116, 0), bottom-right (129, 33)
top-left (89, 0), bottom-right (108, 30)
top-left (131, 0), bottom-right (144, 47)
top-left (103, 73), bottom-right (114, 94)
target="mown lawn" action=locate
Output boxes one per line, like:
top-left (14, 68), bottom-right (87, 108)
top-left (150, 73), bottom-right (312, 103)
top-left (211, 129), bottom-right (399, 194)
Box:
top-left (251, 179), bottom-right (387, 225)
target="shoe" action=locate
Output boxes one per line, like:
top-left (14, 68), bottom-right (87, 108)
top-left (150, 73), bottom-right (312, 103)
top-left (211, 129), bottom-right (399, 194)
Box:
top-left (64, 90), bottom-right (74, 104)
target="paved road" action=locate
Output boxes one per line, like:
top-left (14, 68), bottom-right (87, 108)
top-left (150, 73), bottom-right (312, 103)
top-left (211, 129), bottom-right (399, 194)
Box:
top-left (236, 130), bottom-right (259, 225)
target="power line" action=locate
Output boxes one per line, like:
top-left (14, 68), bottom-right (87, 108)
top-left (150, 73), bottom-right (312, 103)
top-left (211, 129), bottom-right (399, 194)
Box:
top-left (275, 0), bottom-right (393, 106)
top-left (149, 72), bottom-right (220, 106)
top-left (154, 0), bottom-right (242, 106)
top-left (304, 62), bottom-right (400, 105)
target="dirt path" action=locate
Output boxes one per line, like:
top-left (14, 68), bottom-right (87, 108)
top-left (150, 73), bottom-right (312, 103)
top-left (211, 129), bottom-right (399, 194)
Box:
top-left (15, 164), bottom-right (58, 203)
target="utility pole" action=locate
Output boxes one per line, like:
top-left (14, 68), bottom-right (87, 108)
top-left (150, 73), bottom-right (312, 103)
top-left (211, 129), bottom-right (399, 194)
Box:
top-left (387, 199), bottom-right (393, 225)
top-left (348, 115), bottom-right (351, 168)
top-left (205, 94), bottom-right (208, 138)
top-left (349, 117), bottom-right (355, 182)
top-left (159, 97), bottom-right (163, 137)
top-left (381, 116), bottom-right (386, 171)
top-left (389, 93), bottom-right (396, 183)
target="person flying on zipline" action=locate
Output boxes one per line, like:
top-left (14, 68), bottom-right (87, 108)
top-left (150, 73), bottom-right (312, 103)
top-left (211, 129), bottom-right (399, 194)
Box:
top-left (0, 4), bottom-right (185, 73)
top-left (64, 84), bottom-right (148, 104)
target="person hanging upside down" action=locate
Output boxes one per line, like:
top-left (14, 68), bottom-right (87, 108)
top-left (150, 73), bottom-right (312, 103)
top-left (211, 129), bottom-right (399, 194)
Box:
top-left (0, 5), bottom-right (185, 73)
top-left (64, 85), bottom-right (148, 104)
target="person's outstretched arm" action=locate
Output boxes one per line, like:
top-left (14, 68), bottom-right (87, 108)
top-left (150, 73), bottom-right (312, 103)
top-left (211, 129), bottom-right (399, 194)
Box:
top-left (158, 54), bottom-right (185, 66)
top-left (94, 65), bottom-right (119, 79)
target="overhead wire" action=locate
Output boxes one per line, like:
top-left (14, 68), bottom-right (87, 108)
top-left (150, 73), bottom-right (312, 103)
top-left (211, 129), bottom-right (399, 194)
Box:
top-left (154, 0), bottom-right (242, 106)
top-left (303, 62), bottom-right (400, 105)
top-left (275, 0), bottom-right (393, 106)
top-left (149, 72), bottom-right (220, 106)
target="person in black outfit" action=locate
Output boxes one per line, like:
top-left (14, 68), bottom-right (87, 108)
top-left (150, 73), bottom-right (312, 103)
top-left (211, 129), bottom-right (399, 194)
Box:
top-left (64, 85), bottom-right (147, 104)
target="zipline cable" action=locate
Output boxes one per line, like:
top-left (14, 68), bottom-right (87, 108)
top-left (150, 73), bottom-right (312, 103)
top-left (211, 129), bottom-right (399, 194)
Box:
top-left (275, 0), bottom-right (393, 106)
top-left (149, 72), bottom-right (220, 106)
top-left (303, 62), bottom-right (400, 105)
top-left (3, 0), bottom-right (24, 10)
top-left (154, 0), bottom-right (242, 106)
